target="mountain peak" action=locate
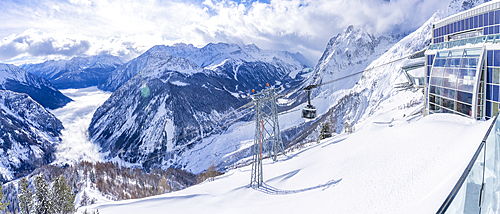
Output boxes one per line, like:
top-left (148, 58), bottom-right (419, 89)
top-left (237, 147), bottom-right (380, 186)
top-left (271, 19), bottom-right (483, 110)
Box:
top-left (448, 0), bottom-right (491, 13)
top-left (345, 25), bottom-right (355, 34)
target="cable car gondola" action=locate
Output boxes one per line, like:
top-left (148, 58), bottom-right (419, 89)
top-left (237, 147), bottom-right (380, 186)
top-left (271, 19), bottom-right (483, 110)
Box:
top-left (302, 85), bottom-right (318, 119)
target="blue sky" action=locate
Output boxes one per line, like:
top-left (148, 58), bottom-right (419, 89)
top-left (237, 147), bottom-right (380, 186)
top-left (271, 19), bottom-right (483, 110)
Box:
top-left (0, 0), bottom-right (450, 65)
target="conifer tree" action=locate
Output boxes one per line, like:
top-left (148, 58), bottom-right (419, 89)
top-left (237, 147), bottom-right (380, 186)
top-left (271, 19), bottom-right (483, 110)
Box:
top-left (18, 177), bottom-right (32, 214)
top-left (0, 183), bottom-right (9, 212)
top-left (51, 175), bottom-right (75, 214)
top-left (33, 174), bottom-right (51, 214)
top-left (319, 122), bottom-right (332, 140)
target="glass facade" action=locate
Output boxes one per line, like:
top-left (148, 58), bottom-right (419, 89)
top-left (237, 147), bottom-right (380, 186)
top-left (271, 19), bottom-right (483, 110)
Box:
top-left (485, 50), bottom-right (500, 118)
top-left (433, 7), bottom-right (500, 44)
top-left (428, 48), bottom-right (481, 117)
top-left (426, 54), bottom-right (435, 85)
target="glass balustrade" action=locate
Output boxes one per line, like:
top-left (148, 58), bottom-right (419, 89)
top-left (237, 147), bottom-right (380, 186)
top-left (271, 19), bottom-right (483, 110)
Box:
top-left (438, 114), bottom-right (500, 213)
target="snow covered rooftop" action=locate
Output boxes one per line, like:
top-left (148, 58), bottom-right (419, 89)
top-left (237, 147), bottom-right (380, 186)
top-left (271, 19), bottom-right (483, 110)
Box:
top-left (85, 114), bottom-right (492, 214)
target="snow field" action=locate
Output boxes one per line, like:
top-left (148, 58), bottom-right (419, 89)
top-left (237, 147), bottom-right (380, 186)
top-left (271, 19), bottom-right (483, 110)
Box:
top-left (85, 113), bottom-right (491, 214)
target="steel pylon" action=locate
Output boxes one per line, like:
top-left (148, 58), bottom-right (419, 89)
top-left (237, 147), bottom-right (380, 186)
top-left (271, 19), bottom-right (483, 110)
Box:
top-left (250, 87), bottom-right (285, 188)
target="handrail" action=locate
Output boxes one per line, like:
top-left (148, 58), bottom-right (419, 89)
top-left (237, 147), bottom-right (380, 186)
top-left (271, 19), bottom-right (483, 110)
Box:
top-left (436, 114), bottom-right (498, 214)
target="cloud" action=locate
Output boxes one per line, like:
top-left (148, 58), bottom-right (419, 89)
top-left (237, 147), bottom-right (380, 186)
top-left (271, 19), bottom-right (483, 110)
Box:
top-left (0, 0), bottom-right (450, 65)
top-left (0, 30), bottom-right (91, 61)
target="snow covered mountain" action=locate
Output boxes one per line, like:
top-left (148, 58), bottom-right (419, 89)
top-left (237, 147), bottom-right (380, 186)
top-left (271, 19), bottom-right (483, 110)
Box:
top-left (0, 63), bottom-right (72, 109)
top-left (448, 0), bottom-right (491, 13)
top-left (89, 51), bottom-right (250, 169)
top-left (88, 41), bottom-right (312, 172)
top-left (21, 54), bottom-right (123, 89)
top-left (308, 25), bottom-right (404, 96)
top-left (0, 90), bottom-right (63, 181)
top-left (99, 43), bottom-right (312, 92)
top-left (282, 0), bottom-right (481, 146)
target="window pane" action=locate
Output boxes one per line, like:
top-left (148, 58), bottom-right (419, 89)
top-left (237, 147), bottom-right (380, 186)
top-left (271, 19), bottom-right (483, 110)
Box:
top-left (443, 97), bottom-right (455, 110)
top-left (436, 96), bottom-right (443, 106)
top-left (487, 84), bottom-right (492, 100)
top-left (446, 58), bottom-right (453, 67)
top-left (488, 68), bottom-right (493, 83)
top-left (444, 68), bottom-right (458, 78)
top-left (457, 91), bottom-right (473, 104)
top-left (433, 67), bottom-right (444, 76)
top-left (430, 85), bottom-right (436, 94)
top-left (485, 13), bottom-right (489, 26)
top-left (443, 78), bottom-right (451, 88)
top-left (437, 51), bottom-right (449, 58)
top-left (453, 58), bottom-right (461, 67)
top-left (494, 102), bottom-right (499, 116)
top-left (430, 103), bottom-right (436, 111)
top-left (464, 48), bottom-right (482, 57)
top-left (460, 58), bottom-right (468, 68)
top-left (457, 103), bottom-right (472, 115)
top-left (475, 15), bottom-right (479, 28)
top-left (460, 78), bottom-right (475, 92)
top-left (494, 85), bottom-right (499, 102)
top-left (495, 50), bottom-right (500, 66)
top-left (496, 10), bottom-right (500, 24)
top-left (469, 58), bottom-right (478, 68)
top-left (496, 26), bottom-right (500, 34)
top-left (480, 14), bottom-right (484, 27)
top-left (494, 68), bottom-right (500, 84)
top-left (470, 17), bottom-right (474, 29)
top-left (436, 86), bottom-right (443, 96)
top-left (490, 11), bottom-right (494, 25)
top-left (465, 19), bottom-right (469, 31)
top-left (487, 101), bottom-right (492, 117)
top-left (435, 58), bottom-right (445, 67)
top-left (450, 49), bottom-right (463, 57)
top-left (488, 50), bottom-right (494, 66)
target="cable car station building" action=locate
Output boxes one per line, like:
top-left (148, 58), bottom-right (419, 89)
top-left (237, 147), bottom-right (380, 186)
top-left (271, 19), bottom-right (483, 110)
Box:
top-left (425, 1), bottom-right (500, 119)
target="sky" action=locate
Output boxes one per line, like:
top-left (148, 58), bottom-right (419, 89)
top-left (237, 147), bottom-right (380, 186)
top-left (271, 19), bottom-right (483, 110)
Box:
top-left (0, 0), bottom-right (450, 65)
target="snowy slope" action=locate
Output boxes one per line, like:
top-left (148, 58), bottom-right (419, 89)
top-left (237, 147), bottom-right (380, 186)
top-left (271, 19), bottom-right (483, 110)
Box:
top-left (86, 114), bottom-right (491, 214)
top-left (21, 54), bottom-right (123, 89)
top-left (0, 63), bottom-right (72, 109)
top-left (0, 90), bottom-right (63, 181)
top-left (88, 51), bottom-right (251, 171)
top-left (310, 25), bottom-right (401, 94)
top-left (99, 43), bottom-right (311, 92)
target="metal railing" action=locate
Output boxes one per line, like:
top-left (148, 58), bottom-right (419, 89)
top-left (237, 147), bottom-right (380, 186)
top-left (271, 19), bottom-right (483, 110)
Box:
top-left (437, 113), bottom-right (500, 214)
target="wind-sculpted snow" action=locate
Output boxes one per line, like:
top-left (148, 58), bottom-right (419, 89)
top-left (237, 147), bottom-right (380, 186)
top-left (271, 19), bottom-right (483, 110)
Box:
top-left (21, 54), bottom-right (123, 89)
top-left (0, 90), bottom-right (62, 181)
top-left (0, 63), bottom-right (72, 109)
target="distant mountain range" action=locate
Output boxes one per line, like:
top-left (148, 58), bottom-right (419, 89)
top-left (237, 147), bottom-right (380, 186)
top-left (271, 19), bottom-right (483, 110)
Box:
top-left (0, 63), bottom-right (70, 181)
top-left (21, 54), bottom-right (123, 89)
top-left (99, 43), bottom-right (312, 92)
top-left (88, 43), bottom-right (312, 172)
top-left (0, 63), bottom-right (72, 109)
